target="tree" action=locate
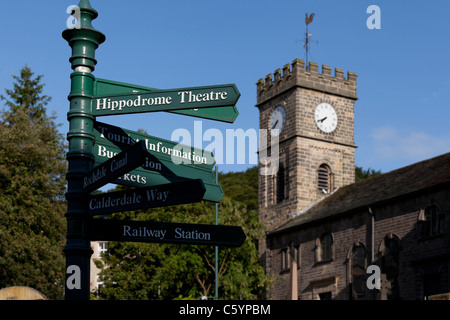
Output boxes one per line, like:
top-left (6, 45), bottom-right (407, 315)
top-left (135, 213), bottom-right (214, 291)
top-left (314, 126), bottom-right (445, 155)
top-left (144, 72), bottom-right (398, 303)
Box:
top-left (355, 166), bottom-right (382, 182)
top-left (0, 66), bottom-right (67, 299)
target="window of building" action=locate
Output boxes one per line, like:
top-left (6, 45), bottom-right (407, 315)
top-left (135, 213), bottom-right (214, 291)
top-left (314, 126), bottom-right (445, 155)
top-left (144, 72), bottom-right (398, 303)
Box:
top-left (280, 247), bottom-right (289, 272)
top-left (318, 164), bottom-right (333, 193)
top-left (380, 234), bottom-right (401, 300)
top-left (319, 292), bottom-right (332, 300)
top-left (316, 233), bottom-right (333, 263)
top-left (98, 242), bottom-right (108, 257)
top-left (276, 164), bottom-right (286, 203)
top-left (351, 245), bottom-right (367, 299)
top-left (280, 244), bottom-right (300, 272)
top-left (419, 205), bottom-right (443, 238)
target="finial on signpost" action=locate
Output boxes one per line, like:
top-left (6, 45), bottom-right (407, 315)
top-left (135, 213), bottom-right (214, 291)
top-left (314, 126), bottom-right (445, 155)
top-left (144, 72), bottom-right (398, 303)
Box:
top-left (62, 0), bottom-right (105, 72)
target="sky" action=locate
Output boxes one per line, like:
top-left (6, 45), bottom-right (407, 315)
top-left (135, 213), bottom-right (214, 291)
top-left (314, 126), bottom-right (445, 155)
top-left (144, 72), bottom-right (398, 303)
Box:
top-left (1, 0), bottom-right (449, 177)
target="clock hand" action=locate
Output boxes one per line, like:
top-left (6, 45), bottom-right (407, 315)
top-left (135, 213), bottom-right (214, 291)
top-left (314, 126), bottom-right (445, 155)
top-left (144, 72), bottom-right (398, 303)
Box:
top-left (271, 120), bottom-right (279, 129)
top-left (317, 117), bottom-right (327, 123)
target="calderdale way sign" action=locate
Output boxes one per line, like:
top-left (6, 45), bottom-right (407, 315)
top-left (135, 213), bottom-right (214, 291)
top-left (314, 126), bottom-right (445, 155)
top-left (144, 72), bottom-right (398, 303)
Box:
top-left (86, 219), bottom-right (246, 247)
top-left (93, 121), bottom-right (224, 203)
top-left (88, 179), bottom-right (206, 215)
top-left (94, 78), bottom-right (239, 123)
top-left (92, 83), bottom-right (240, 117)
top-left (82, 140), bottom-right (147, 194)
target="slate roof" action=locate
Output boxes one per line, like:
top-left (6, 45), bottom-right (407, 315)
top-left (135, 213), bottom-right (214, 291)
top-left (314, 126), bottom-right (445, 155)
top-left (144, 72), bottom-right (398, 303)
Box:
top-left (270, 152), bottom-right (450, 235)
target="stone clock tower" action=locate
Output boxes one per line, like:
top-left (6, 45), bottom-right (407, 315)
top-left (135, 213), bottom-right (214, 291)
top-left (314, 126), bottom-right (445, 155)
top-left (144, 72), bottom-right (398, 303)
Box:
top-left (256, 59), bottom-right (358, 230)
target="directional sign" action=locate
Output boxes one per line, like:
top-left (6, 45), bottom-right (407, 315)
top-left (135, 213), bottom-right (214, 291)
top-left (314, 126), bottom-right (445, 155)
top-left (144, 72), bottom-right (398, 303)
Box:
top-left (92, 83), bottom-right (240, 117)
top-left (82, 140), bottom-right (147, 193)
top-left (94, 78), bottom-right (239, 123)
top-left (87, 179), bottom-right (206, 215)
top-left (93, 121), bottom-right (224, 202)
top-left (86, 219), bottom-right (246, 247)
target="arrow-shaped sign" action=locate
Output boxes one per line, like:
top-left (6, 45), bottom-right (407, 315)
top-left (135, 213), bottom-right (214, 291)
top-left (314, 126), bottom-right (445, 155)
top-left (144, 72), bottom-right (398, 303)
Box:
top-left (92, 83), bottom-right (240, 117)
top-left (86, 218), bottom-right (246, 247)
top-left (93, 121), bottom-right (224, 202)
top-left (93, 78), bottom-right (239, 123)
top-left (82, 140), bottom-right (147, 193)
top-left (87, 179), bottom-right (206, 215)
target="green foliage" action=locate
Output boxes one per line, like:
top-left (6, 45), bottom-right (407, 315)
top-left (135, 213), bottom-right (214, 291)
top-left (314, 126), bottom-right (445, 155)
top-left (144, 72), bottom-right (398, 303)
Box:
top-left (355, 166), bottom-right (382, 182)
top-left (218, 166), bottom-right (258, 211)
top-left (0, 66), bottom-right (67, 299)
top-left (96, 167), bottom-right (271, 300)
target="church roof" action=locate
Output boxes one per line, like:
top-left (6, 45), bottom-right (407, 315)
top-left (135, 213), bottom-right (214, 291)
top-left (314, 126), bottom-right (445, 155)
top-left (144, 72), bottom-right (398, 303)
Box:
top-left (270, 152), bottom-right (450, 235)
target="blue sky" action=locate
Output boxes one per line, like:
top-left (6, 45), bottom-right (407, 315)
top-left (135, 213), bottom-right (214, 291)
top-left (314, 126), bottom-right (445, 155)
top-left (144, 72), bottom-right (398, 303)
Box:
top-left (1, 0), bottom-right (449, 176)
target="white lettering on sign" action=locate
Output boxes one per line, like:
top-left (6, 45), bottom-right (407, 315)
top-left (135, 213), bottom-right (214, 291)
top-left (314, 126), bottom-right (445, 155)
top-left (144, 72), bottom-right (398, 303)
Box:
top-left (83, 166), bottom-right (107, 189)
top-left (175, 228), bottom-right (211, 241)
top-left (95, 124), bottom-right (209, 166)
top-left (89, 192), bottom-right (142, 210)
top-left (96, 95), bottom-right (172, 111)
top-left (177, 91), bottom-right (228, 103)
top-left (110, 153), bottom-right (128, 172)
top-left (123, 225), bottom-right (166, 240)
top-left (94, 90), bottom-right (228, 112)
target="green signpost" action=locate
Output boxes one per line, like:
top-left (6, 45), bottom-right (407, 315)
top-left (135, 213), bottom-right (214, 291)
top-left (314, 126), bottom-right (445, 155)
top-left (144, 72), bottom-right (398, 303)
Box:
top-left (62, 0), bottom-right (241, 301)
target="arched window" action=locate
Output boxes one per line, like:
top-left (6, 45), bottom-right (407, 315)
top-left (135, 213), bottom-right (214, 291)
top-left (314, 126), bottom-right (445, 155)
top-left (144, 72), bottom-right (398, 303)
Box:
top-left (276, 164), bottom-right (285, 203)
top-left (318, 164), bottom-right (333, 193)
top-left (419, 205), bottom-right (443, 238)
top-left (379, 234), bottom-right (401, 300)
top-left (316, 233), bottom-right (333, 262)
top-left (351, 245), bottom-right (367, 299)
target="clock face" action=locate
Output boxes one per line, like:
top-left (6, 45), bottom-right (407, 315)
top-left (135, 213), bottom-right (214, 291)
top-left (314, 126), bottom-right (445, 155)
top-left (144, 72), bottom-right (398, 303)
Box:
top-left (315, 103), bottom-right (338, 133)
top-left (270, 106), bottom-right (286, 136)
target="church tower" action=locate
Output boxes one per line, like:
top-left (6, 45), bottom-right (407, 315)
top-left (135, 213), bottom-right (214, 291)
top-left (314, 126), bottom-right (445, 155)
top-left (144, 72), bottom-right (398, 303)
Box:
top-left (256, 59), bottom-right (358, 230)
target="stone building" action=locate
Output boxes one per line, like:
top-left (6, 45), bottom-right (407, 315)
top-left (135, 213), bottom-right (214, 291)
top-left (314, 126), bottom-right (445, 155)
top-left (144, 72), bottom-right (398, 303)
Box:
top-left (256, 59), bottom-right (450, 299)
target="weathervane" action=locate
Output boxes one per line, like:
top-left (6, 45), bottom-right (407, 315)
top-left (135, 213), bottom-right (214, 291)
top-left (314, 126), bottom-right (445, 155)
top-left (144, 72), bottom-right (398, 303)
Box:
top-left (304, 13), bottom-right (317, 68)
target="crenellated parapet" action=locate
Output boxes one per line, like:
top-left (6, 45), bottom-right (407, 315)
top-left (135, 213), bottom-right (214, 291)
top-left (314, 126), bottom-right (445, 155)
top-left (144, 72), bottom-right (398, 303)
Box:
top-left (256, 59), bottom-right (357, 106)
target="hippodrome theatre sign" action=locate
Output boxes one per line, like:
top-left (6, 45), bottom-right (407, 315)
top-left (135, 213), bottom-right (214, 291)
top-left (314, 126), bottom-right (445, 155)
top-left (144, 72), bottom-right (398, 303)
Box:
top-left (92, 84), bottom-right (240, 117)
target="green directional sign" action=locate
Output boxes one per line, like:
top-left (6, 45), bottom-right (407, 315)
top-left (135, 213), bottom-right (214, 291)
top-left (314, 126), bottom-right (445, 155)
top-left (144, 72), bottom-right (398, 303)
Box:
top-left (82, 140), bottom-right (147, 194)
top-left (86, 219), bottom-right (246, 247)
top-left (93, 121), bottom-right (224, 202)
top-left (88, 179), bottom-right (206, 215)
top-left (93, 78), bottom-right (239, 122)
top-left (92, 83), bottom-right (240, 117)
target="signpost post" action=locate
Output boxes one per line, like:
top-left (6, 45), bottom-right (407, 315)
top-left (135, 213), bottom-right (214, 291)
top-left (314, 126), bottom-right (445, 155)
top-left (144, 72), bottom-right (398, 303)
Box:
top-left (62, 0), bottom-right (105, 300)
top-left (63, 0), bottom-right (242, 301)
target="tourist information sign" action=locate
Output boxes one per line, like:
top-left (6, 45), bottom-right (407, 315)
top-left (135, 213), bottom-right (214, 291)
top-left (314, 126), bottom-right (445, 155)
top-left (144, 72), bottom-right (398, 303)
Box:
top-left (92, 83), bottom-right (240, 117)
top-left (86, 219), bottom-right (246, 247)
top-left (62, 0), bottom-right (240, 301)
top-left (93, 121), bottom-right (224, 202)
top-left (82, 140), bottom-right (147, 194)
top-left (87, 179), bottom-right (206, 215)
top-left (94, 78), bottom-right (239, 123)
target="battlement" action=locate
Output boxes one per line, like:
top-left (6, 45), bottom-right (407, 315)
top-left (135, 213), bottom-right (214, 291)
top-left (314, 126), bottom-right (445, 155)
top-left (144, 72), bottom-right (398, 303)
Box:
top-left (256, 59), bottom-right (357, 106)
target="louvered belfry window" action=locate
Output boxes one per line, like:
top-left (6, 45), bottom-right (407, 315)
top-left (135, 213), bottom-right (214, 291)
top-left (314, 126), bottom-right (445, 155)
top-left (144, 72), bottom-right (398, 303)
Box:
top-left (318, 164), bottom-right (332, 193)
